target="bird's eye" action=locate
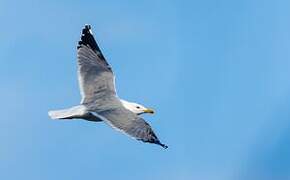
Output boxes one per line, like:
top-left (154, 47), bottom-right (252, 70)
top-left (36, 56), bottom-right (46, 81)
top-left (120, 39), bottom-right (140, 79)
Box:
top-left (136, 106), bottom-right (140, 109)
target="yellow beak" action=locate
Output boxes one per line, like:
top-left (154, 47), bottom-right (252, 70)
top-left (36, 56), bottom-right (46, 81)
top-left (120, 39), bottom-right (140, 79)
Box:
top-left (143, 108), bottom-right (155, 114)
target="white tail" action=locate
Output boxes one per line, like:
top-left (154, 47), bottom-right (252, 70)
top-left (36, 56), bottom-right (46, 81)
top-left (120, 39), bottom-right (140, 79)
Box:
top-left (48, 105), bottom-right (87, 120)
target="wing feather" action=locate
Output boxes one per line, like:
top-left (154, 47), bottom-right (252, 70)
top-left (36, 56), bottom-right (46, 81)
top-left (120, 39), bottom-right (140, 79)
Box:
top-left (95, 105), bottom-right (168, 148)
top-left (77, 25), bottom-right (116, 104)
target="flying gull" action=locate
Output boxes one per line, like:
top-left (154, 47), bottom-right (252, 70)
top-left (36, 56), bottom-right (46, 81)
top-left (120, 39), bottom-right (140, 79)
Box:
top-left (48, 25), bottom-right (168, 149)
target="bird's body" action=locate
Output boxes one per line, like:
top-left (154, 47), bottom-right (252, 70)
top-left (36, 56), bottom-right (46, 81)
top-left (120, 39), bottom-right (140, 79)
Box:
top-left (48, 25), bottom-right (167, 149)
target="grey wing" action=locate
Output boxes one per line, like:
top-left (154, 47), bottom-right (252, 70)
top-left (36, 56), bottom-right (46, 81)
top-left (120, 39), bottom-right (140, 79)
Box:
top-left (96, 106), bottom-right (168, 149)
top-left (77, 25), bottom-right (116, 104)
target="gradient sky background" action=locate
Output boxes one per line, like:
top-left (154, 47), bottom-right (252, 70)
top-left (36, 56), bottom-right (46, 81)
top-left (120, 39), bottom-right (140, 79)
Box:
top-left (1, 0), bottom-right (290, 179)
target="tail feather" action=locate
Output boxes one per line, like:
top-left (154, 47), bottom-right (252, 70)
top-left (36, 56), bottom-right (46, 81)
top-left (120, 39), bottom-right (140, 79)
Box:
top-left (48, 105), bottom-right (87, 120)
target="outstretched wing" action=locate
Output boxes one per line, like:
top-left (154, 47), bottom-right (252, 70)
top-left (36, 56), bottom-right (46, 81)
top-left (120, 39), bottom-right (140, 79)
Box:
top-left (77, 25), bottom-right (116, 104)
top-left (95, 105), bottom-right (168, 149)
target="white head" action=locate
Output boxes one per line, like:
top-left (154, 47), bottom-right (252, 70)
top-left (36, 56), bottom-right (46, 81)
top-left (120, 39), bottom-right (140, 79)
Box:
top-left (120, 99), bottom-right (154, 115)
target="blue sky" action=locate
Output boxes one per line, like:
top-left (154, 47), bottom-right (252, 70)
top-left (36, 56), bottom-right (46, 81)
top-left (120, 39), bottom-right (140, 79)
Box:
top-left (1, 0), bottom-right (290, 179)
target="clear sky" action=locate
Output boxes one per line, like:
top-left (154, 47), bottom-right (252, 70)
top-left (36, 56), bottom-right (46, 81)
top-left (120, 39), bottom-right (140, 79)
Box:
top-left (1, 0), bottom-right (290, 179)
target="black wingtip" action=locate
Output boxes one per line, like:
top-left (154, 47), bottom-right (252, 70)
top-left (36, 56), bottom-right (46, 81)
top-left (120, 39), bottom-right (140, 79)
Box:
top-left (84, 24), bottom-right (91, 30)
top-left (78, 24), bottom-right (94, 48)
top-left (82, 24), bottom-right (92, 35)
top-left (142, 138), bottom-right (168, 149)
top-left (77, 24), bottom-right (110, 69)
top-left (77, 24), bottom-right (106, 60)
top-left (157, 142), bottom-right (168, 149)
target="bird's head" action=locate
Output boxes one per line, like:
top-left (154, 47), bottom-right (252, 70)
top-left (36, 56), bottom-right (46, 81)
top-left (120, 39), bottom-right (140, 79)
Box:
top-left (120, 100), bottom-right (154, 115)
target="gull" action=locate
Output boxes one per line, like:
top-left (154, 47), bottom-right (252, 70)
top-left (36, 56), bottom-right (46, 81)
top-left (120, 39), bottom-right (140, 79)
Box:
top-left (48, 25), bottom-right (168, 149)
